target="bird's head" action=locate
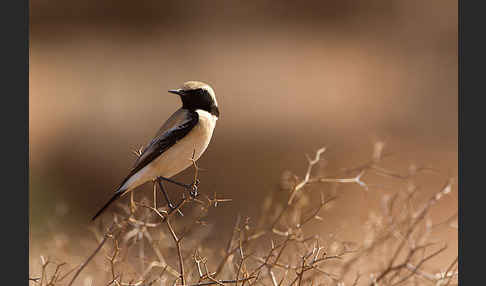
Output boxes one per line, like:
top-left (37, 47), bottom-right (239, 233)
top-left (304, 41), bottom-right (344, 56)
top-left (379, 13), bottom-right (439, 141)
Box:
top-left (169, 81), bottom-right (219, 117)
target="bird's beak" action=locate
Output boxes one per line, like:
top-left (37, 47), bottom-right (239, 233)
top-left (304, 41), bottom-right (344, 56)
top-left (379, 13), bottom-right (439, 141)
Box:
top-left (168, 89), bottom-right (183, 95)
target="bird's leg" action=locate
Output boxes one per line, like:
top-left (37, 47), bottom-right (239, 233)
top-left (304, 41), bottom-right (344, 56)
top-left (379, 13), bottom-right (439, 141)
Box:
top-left (157, 180), bottom-right (174, 209)
top-left (156, 176), bottom-right (200, 198)
top-left (157, 176), bottom-right (191, 188)
top-left (156, 179), bottom-right (184, 216)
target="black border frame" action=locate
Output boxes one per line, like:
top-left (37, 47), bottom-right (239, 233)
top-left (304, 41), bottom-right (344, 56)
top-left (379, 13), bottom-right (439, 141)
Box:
top-left (459, 0), bottom-right (480, 284)
top-left (2, 0), bottom-right (29, 283)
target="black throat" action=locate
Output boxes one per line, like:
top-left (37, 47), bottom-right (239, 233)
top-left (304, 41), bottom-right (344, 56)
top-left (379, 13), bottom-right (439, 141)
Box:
top-left (180, 89), bottom-right (219, 117)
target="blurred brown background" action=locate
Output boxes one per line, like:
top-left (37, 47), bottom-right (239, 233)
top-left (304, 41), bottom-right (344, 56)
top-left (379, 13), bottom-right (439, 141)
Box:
top-left (30, 0), bottom-right (457, 271)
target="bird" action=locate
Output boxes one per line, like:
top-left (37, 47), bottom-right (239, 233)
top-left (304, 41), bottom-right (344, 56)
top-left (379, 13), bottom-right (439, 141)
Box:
top-left (92, 81), bottom-right (219, 220)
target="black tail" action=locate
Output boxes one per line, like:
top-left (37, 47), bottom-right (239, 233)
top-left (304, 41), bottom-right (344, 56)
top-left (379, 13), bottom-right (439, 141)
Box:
top-left (91, 191), bottom-right (123, 221)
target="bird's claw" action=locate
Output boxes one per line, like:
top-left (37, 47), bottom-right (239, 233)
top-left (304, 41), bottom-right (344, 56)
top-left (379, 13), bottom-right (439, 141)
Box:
top-left (187, 179), bottom-right (200, 198)
top-left (167, 202), bottom-right (184, 216)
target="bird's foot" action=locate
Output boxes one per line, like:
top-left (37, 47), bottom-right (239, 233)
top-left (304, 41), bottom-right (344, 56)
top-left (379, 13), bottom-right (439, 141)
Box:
top-left (170, 203), bottom-right (184, 217)
top-left (186, 179), bottom-right (200, 198)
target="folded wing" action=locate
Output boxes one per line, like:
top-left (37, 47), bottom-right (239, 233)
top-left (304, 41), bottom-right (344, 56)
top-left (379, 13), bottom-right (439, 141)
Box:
top-left (120, 109), bottom-right (199, 190)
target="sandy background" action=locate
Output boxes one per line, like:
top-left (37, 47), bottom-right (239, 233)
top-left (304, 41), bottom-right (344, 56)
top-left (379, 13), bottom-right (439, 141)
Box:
top-left (29, 0), bottom-right (457, 278)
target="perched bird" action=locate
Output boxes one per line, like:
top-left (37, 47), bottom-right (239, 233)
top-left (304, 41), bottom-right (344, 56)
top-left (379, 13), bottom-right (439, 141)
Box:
top-left (92, 81), bottom-right (219, 220)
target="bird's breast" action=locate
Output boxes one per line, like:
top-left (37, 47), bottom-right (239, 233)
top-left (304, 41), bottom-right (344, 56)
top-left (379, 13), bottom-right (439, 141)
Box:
top-left (147, 109), bottom-right (217, 178)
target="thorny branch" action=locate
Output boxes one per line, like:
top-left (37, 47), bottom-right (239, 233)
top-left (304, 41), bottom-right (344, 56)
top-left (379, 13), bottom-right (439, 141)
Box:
top-left (67, 222), bottom-right (120, 286)
top-left (32, 144), bottom-right (457, 286)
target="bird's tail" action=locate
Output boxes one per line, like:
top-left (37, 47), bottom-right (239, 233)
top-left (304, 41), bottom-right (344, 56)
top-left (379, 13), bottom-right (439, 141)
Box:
top-left (91, 189), bottom-right (124, 221)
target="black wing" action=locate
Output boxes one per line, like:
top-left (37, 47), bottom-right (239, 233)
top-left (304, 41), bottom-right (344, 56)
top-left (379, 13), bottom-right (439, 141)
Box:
top-left (121, 110), bottom-right (199, 187)
top-left (92, 110), bottom-right (198, 221)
